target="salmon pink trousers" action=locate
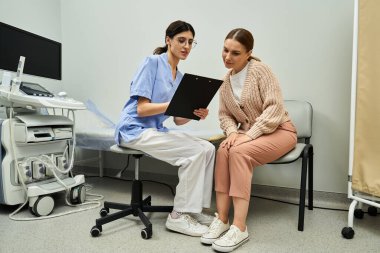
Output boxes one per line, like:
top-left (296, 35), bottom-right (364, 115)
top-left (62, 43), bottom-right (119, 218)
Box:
top-left (214, 121), bottom-right (297, 201)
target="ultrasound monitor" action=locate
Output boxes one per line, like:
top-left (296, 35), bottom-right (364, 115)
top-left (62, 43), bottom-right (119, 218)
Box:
top-left (0, 22), bottom-right (62, 80)
top-left (19, 82), bottom-right (54, 97)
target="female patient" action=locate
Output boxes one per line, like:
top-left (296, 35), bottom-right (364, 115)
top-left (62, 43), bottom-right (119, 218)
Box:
top-left (114, 20), bottom-right (215, 237)
top-left (201, 28), bottom-right (297, 252)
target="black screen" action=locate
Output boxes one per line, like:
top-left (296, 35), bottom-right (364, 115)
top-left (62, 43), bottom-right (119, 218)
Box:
top-left (20, 82), bottom-right (54, 97)
top-left (0, 22), bottom-right (61, 80)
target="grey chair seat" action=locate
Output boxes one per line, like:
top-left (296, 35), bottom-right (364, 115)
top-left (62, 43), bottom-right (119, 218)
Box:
top-left (270, 143), bottom-right (306, 164)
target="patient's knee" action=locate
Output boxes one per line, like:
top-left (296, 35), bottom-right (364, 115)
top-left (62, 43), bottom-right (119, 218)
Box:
top-left (217, 145), bottom-right (229, 156)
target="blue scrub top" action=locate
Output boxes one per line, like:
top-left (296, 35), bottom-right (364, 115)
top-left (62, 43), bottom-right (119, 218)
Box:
top-left (115, 53), bottom-right (183, 144)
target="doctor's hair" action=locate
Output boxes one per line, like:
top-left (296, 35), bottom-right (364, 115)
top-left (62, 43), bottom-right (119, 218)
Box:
top-left (153, 20), bottom-right (195, 55)
top-left (225, 28), bottom-right (261, 62)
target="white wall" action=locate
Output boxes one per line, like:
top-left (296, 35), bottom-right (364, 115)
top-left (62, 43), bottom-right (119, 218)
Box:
top-left (0, 0), bottom-right (62, 93)
top-left (0, 0), bottom-right (355, 194)
top-left (60, 0), bottom-right (354, 193)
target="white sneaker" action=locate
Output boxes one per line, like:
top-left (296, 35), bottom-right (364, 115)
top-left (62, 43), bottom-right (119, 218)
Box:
top-left (190, 212), bottom-right (215, 226)
top-left (200, 213), bottom-right (230, 245)
top-left (212, 225), bottom-right (249, 252)
top-left (165, 213), bottom-right (209, 236)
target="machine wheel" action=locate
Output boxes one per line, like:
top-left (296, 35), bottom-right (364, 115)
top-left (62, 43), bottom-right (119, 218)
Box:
top-left (100, 207), bottom-right (109, 217)
top-left (90, 226), bottom-right (102, 237)
top-left (354, 209), bottom-right (364, 219)
top-left (70, 184), bottom-right (86, 204)
top-left (32, 195), bottom-right (55, 217)
top-left (141, 228), bottom-right (152, 239)
top-left (341, 227), bottom-right (355, 239)
top-left (368, 206), bottom-right (378, 216)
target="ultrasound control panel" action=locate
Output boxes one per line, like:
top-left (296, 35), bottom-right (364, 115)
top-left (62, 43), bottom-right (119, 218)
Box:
top-left (20, 82), bottom-right (54, 97)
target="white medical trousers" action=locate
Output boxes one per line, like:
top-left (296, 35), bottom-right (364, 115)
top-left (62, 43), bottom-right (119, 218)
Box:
top-left (120, 128), bottom-right (215, 213)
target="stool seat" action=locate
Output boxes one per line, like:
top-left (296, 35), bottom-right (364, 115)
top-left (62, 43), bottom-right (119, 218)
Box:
top-left (110, 144), bottom-right (146, 155)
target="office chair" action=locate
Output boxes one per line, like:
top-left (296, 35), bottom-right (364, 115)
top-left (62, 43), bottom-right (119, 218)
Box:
top-left (269, 100), bottom-right (314, 231)
top-left (90, 145), bottom-right (173, 239)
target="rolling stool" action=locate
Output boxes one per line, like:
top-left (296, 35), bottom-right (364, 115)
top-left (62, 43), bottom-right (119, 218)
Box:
top-left (90, 145), bottom-right (173, 239)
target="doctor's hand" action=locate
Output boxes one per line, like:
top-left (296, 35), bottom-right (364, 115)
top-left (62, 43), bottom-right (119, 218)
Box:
top-left (193, 108), bottom-right (209, 120)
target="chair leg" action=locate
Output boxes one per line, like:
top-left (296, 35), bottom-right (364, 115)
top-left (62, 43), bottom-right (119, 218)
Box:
top-left (308, 146), bottom-right (314, 210)
top-left (298, 155), bottom-right (308, 231)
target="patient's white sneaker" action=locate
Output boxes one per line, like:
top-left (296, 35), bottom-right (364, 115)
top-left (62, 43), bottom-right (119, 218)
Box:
top-left (190, 212), bottom-right (215, 226)
top-left (212, 225), bottom-right (249, 252)
top-left (166, 213), bottom-right (208, 236)
top-left (200, 213), bottom-right (230, 244)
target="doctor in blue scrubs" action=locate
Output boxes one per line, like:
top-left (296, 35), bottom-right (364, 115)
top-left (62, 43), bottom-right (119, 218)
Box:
top-left (115, 20), bottom-right (215, 237)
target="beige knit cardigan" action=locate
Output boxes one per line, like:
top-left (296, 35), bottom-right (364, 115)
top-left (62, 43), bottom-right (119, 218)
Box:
top-left (219, 59), bottom-right (290, 140)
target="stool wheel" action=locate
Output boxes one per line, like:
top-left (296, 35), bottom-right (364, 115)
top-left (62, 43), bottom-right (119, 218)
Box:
top-left (141, 228), bottom-right (152, 239)
top-left (91, 225), bottom-right (102, 237)
top-left (100, 207), bottom-right (109, 217)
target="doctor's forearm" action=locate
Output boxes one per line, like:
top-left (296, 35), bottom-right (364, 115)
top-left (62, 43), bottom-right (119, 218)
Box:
top-left (137, 102), bottom-right (169, 117)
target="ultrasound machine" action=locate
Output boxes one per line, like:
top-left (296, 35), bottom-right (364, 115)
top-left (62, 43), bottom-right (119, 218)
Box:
top-left (0, 56), bottom-right (87, 217)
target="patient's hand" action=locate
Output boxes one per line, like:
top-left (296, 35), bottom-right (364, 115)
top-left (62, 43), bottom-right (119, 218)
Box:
top-left (194, 108), bottom-right (208, 120)
top-left (221, 132), bottom-right (238, 149)
top-left (233, 134), bottom-right (252, 146)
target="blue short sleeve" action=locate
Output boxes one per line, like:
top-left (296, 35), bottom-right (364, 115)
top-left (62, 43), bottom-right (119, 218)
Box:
top-left (130, 55), bottom-right (158, 100)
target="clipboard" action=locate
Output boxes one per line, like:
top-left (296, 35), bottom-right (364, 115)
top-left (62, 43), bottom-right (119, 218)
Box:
top-left (165, 73), bottom-right (223, 120)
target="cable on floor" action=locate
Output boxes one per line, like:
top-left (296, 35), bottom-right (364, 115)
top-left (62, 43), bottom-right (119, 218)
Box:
top-left (251, 194), bottom-right (349, 212)
top-left (85, 175), bottom-right (176, 197)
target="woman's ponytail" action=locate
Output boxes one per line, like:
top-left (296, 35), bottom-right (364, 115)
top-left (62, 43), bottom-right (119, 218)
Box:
top-left (153, 45), bottom-right (168, 55)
